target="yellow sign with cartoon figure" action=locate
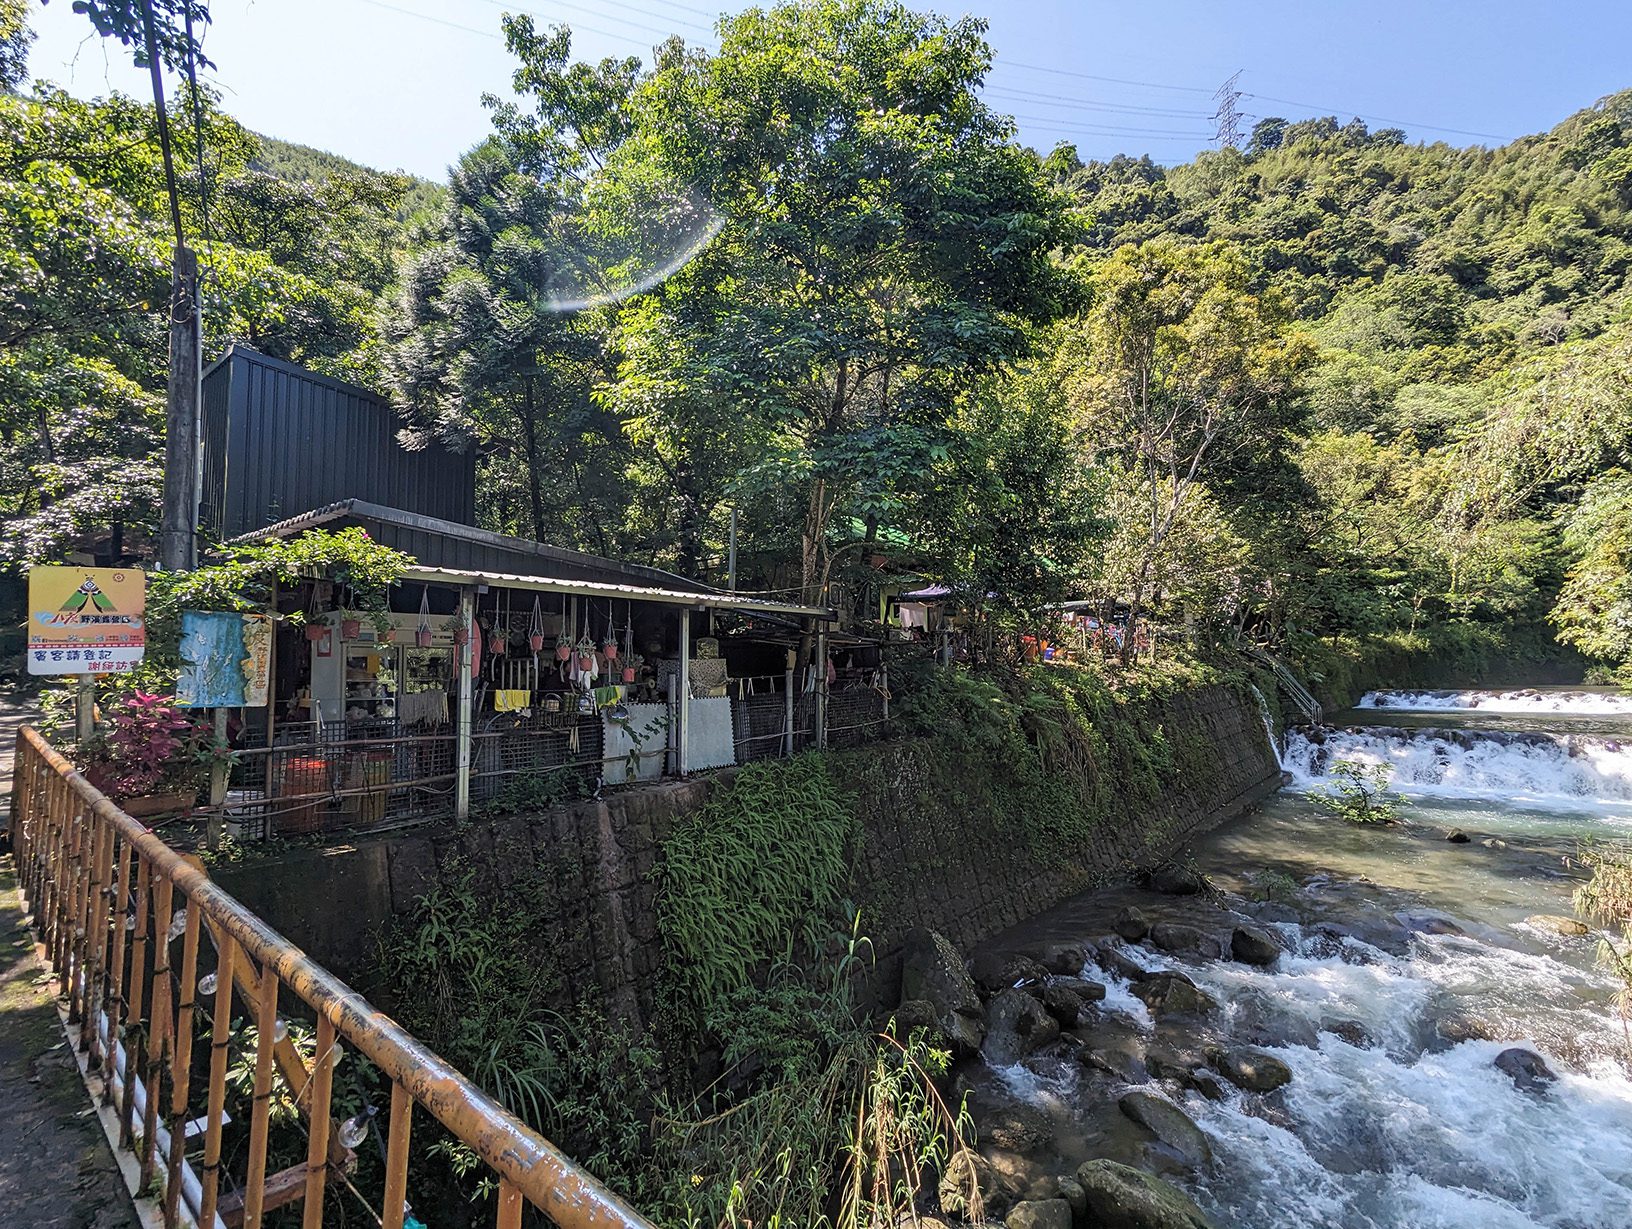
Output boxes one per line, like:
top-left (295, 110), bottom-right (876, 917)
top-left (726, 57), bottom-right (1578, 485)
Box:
top-left (27, 566), bottom-right (146, 675)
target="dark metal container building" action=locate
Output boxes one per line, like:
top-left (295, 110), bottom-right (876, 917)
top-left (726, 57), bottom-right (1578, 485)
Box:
top-left (200, 346), bottom-right (475, 540)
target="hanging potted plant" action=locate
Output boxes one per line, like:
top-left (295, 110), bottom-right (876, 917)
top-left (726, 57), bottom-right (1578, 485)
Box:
top-left (340, 611), bottom-right (362, 640)
top-left (575, 633), bottom-right (596, 673)
top-left (80, 693), bottom-right (232, 819)
top-left (622, 652), bottom-right (642, 686)
top-left (305, 623), bottom-right (327, 643)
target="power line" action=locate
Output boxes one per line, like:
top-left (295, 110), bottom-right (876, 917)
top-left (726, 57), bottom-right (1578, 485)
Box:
top-left (990, 58), bottom-right (1217, 95)
top-left (1003, 111), bottom-right (1213, 138)
top-left (350, 0), bottom-right (501, 41)
top-left (983, 84), bottom-right (1212, 119)
top-left (1244, 92), bottom-right (1509, 141)
top-left (470, 0), bottom-right (711, 41)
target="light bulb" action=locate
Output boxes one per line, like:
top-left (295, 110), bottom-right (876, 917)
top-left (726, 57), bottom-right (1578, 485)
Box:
top-left (337, 1110), bottom-right (371, 1149)
top-left (272, 1018), bottom-right (289, 1043)
top-left (125, 914), bottom-right (136, 931)
top-left (198, 973), bottom-right (218, 996)
top-left (167, 910), bottom-right (188, 941)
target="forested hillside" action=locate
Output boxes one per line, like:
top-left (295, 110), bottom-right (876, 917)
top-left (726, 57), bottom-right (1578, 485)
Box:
top-left (4, 0), bottom-right (1632, 691)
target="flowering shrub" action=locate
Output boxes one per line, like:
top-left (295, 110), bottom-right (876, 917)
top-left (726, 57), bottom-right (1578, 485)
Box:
top-left (80, 692), bottom-right (230, 801)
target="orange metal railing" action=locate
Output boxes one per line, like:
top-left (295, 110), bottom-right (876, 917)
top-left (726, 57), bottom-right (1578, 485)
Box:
top-left (8, 724), bottom-right (656, 1229)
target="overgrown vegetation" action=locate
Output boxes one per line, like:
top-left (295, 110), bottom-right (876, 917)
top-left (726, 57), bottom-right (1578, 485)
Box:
top-left (1307, 760), bottom-right (1407, 825)
top-left (1575, 841), bottom-right (1632, 1029)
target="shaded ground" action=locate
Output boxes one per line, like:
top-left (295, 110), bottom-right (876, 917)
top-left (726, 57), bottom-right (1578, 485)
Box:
top-left (1, 693), bottom-right (139, 1229)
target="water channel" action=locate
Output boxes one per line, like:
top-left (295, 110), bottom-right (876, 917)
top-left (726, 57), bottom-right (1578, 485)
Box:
top-left (969, 687), bottom-right (1632, 1229)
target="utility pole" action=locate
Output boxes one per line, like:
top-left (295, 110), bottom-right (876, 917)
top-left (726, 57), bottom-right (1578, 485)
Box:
top-left (158, 245), bottom-right (200, 569)
top-left (1212, 70), bottom-right (1245, 149)
top-left (141, 0), bottom-right (201, 571)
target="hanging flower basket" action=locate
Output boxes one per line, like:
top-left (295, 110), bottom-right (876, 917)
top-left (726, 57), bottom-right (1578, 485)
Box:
top-left (602, 638), bottom-right (620, 662)
top-left (575, 634), bottom-right (595, 672)
top-left (489, 631), bottom-right (506, 656)
top-left (451, 626), bottom-right (469, 647)
top-left (340, 617), bottom-right (361, 640)
top-left (416, 628), bottom-right (434, 648)
top-left (555, 633), bottom-right (573, 662)
top-left (529, 633), bottom-right (546, 653)
top-left (305, 624), bottom-right (327, 643)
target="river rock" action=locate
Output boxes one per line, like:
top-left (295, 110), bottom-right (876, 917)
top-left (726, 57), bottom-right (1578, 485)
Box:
top-left (1037, 984), bottom-right (1088, 1027)
top-left (1323, 1019), bottom-right (1373, 1048)
top-left (1149, 922), bottom-right (1226, 960)
top-left (1094, 940), bottom-right (1154, 983)
top-left (892, 999), bottom-right (938, 1034)
top-left (1445, 828), bottom-right (1471, 843)
top-left (901, 928), bottom-right (986, 1054)
top-left (1006, 1198), bottom-right (1073, 1229)
top-left (981, 1100), bottom-right (1056, 1154)
top-left (1210, 1046), bottom-right (1292, 1092)
top-left (1482, 837), bottom-right (1509, 850)
top-left (1230, 924), bottom-right (1282, 966)
top-left (1055, 1175), bottom-right (1088, 1220)
top-left (1117, 905), bottom-right (1153, 941)
top-left (1050, 975), bottom-right (1108, 1002)
top-left (1038, 942), bottom-right (1089, 976)
top-left (938, 1150), bottom-right (999, 1219)
top-left (1075, 1158), bottom-right (1218, 1228)
top-left (1131, 972), bottom-right (1217, 1018)
top-left (973, 950), bottom-right (1049, 994)
top-left (1494, 1047), bottom-right (1557, 1093)
top-left (1118, 1089), bottom-right (1213, 1168)
top-left (984, 989), bottom-right (1062, 1064)
top-left (1527, 914), bottom-right (1590, 937)
top-left (1151, 864), bottom-right (1205, 895)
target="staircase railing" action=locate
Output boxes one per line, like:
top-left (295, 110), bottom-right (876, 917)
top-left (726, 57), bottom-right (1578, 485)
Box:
top-left (8, 724), bottom-right (655, 1229)
top-left (1244, 646), bottom-right (1324, 726)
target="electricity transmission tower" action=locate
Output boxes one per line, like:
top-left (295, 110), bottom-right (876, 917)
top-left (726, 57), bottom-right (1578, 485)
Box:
top-left (1212, 71), bottom-right (1245, 148)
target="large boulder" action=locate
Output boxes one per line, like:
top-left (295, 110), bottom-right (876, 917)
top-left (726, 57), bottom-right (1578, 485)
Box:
top-left (984, 989), bottom-right (1062, 1064)
top-left (1150, 864), bottom-right (1205, 896)
top-left (1527, 914), bottom-right (1590, 938)
top-left (1050, 976), bottom-right (1108, 1002)
top-left (980, 1100), bottom-right (1056, 1155)
top-left (1116, 906), bottom-right (1153, 941)
top-left (1210, 1047), bottom-right (1292, 1093)
top-left (1494, 1047), bottom-right (1557, 1093)
top-left (938, 1150), bottom-right (999, 1220)
top-left (1037, 984), bottom-right (1089, 1027)
top-left (901, 928), bottom-right (986, 1054)
top-left (972, 949), bottom-right (1050, 995)
top-left (1118, 1089), bottom-right (1213, 1169)
top-left (1149, 922), bottom-right (1225, 960)
top-left (1038, 942), bottom-right (1090, 976)
top-left (1005, 1199), bottom-right (1072, 1229)
top-left (1093, 940), bottom-right (1154, 984)
top-left (1130, 972), bottom-right (1217, 1018)
top-left (1075, 1159), bottom-right (1218, 1229)
top-left (1230, 924), bottom-right (1282, 967)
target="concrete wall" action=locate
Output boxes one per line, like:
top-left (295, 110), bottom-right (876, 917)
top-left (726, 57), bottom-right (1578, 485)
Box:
top-left (215, 683), bottom-right (1282, 1027)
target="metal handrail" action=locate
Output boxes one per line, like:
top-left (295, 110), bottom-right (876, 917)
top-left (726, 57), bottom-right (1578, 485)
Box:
top-left (9, 724), bottom-right (655, 1229)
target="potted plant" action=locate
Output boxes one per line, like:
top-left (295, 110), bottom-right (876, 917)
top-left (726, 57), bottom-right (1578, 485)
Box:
top-left (80, 693), bottom-right (233, 819)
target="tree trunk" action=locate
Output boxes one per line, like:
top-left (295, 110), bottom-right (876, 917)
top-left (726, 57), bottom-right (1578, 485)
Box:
top-left (521, 375), bottom-right (545, 541)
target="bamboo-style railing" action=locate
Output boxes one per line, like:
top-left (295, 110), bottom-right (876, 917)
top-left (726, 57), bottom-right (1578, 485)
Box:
top-left (8, 725), bottom-right (655, 1229)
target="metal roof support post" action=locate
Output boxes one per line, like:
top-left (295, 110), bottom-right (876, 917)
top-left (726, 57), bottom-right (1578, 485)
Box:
top-left (815, 621), bottom-right (828, 751)
top-left (677, 607), bottom-right (691, 775)
top-left (455, 586), bottom-right (474, 821)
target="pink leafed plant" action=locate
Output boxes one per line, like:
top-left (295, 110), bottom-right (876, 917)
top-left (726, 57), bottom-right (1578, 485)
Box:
top-left (80, 692), bottom-right (229, 802)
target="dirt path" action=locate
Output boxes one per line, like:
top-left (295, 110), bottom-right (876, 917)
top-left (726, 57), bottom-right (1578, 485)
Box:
top-left (0, 694), bottom-right (139, 1229)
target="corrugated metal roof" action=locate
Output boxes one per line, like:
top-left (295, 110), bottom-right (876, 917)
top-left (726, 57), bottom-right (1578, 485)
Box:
top-left (232, 500), bottom-right (832, 619)
top-left (402, 565), bottom-right (834, 619)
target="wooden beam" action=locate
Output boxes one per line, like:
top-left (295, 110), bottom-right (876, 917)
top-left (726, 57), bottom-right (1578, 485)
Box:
top-left (219, 1161), bottom-right (312, 1228)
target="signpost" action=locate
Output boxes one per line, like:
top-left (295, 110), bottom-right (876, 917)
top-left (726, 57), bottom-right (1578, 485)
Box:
top-left (28, 565), bottom-right (148, 746)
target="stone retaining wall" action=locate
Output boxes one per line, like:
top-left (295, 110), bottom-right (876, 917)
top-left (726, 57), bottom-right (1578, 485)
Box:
top-left (215, 683), bottom-right (1282, 1027)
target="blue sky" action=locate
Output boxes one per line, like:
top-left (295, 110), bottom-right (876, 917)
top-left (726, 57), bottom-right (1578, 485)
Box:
top-left (23, 0), bottom-right (1632, 181)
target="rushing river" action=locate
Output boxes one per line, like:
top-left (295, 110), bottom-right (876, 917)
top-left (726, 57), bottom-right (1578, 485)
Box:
top-left (969, 687), bottom-right (1632, 1229)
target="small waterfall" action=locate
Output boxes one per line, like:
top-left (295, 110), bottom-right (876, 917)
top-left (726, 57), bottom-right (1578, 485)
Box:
top-left (1249, 682), bottom-right (1285, 770)
top-left (1286, 725), bottom-right (1632, 804)
top-left (1359, 688), bottom-right (1632, 716)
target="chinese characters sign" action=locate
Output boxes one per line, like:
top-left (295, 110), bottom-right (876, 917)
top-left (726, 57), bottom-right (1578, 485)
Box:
top-left (27, 566), bottom-right (146, 675)
top-left (176, 611), bottom-right (273, 707)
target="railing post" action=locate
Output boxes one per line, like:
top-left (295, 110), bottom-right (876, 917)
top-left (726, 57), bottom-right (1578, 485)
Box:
top-left (814, 623), bottom-right (828, 751)
top-left (301, 1014), bottom-right (337, 1229)
top-left (164, 896), bottom-right (204, 1227)
top-left (198, 937), bottom-right (237, 1229)
top-left (782, 660), bottom-right (795, 758)
top-left (382, 1081), bottom-right (414, 1229)
top-left (677, 607), bottom-right (691, 774)
top-left (455, 586), bottom-right (474, 821)
top-left (242, 959), bottom-right (279, 1228)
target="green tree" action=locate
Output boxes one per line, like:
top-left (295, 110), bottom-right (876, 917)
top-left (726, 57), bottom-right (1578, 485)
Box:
top-left (1065, 239), bottom-right (1310, 658)
top-left (614, 0), bottom-right (1073, 600)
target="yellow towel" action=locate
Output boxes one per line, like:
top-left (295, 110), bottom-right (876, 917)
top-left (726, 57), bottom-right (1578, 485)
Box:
top-left (493, 689), bottom-right (530, 712)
